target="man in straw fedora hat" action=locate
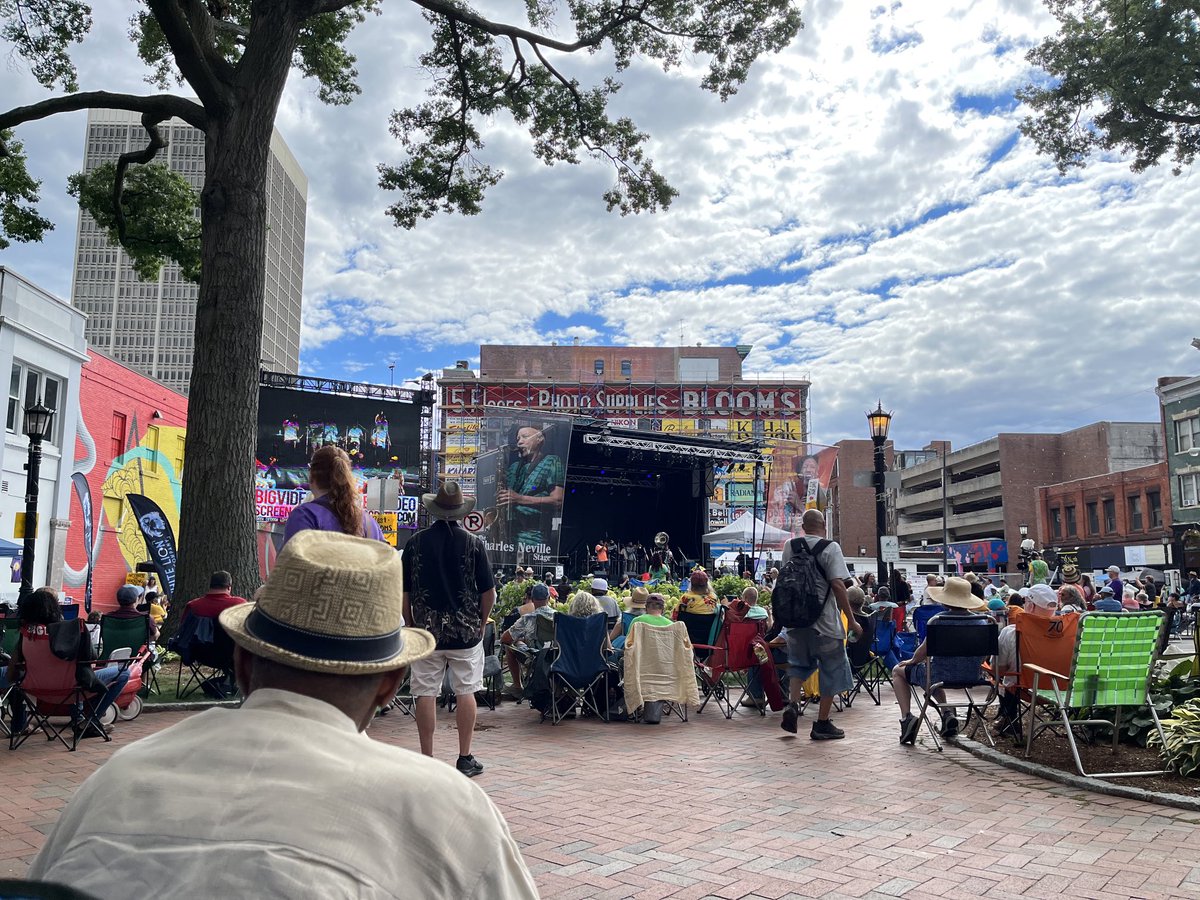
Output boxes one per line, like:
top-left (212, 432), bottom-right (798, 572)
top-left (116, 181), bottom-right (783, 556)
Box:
top-left (30, 530), bottom-right (536, 898)
top-left (891, 575), bottom-right (989, 746)
top-left (402, 481), bottom-right (496, 778)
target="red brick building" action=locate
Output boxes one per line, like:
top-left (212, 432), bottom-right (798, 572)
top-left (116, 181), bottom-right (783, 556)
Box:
top-left (63, 350), bottom-right (188, 613)
top-left (1037, 463), bottom-right (1171, 572)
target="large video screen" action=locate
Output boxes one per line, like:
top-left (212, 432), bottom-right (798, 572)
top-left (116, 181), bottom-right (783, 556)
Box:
top-left (255, 385), bottom-right (422, 520)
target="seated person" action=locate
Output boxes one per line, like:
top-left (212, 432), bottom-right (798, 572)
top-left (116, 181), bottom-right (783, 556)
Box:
top-left (183, 570), bottom-right (249, 621)
top-left (676, 570), bottom-right (718, 615)
top-left (892, 577), bottom-right (988, 744)
top-left (741, 586), bottom-right (770, 625)
top-left (567, 591), bottom-right (613, 653)
top-left (993, 583), bottom-right (1062, 737)
top-left (499, 584), bottom-right (555, 698)
top-left (1057, 584), bottom-right (1085, 614)
top-left (107, 584), bottom-right (160, 645)
top-left (586, 579), bottom-right (621, 635)
top-left (629, 593), bottom-right (672, 629)
top-left (500, 583), bottom-right (536, 632)
top-left (145, 591), bottom-right (168, 626)
top-left (8, 588), bottom-right (130, 738)
top-left (1092, 585), bottom-right (1123, 612)
top-left (610, 586), bottom-right (649, 651)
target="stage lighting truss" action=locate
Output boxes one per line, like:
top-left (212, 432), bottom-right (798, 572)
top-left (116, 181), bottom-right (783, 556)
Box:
top-left (581, 432), bottom-right (764, 463)
top-left (569, 472), bottom-right (658, 490)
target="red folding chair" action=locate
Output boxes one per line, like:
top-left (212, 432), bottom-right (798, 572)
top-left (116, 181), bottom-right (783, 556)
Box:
top-left (9, 625), bottom-right (112, 751)
top-left (694, 619), bottom-right (762, 719)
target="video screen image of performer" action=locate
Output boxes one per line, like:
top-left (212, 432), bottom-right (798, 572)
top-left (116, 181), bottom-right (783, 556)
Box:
top-left (497, 425), bottom-right (566, 550)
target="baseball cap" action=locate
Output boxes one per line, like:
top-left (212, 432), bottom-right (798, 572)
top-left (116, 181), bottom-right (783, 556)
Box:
top-left (531, 583), bottom-right (550, 601)
top-left (1099, 585), bottom-right (1114, 596)
top-left (591, 578), bottom-right (608, 592)
top-left (1027, 584), bottom-right (1058, 609)
top-left (1106, 565), bottom-right (1120, 574)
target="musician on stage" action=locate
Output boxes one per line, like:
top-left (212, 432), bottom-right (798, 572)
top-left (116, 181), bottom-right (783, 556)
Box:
top-left (497, 426), bottom-right (565, 549)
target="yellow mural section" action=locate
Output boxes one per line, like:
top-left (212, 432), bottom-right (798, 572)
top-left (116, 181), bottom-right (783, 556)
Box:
top-left (101, 425), bottom-right (186, 574)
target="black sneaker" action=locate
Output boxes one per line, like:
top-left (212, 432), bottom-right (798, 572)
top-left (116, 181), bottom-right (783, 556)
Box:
top-left (455, 755), bottom-right (484, 778)
top-left (899, 714), bottom-right (920, 745)
top-left (780, 702), bottom-right (800, 734)
top-left (940, 715), bottom-right (959, 739)
top-left (810, 719), bottom-right (845, 740)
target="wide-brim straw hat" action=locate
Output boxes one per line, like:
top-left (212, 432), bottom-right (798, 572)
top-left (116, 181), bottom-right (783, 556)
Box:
top-left (221, 530), bottom-right (435, 675)
top-left (627, 585), bottom-right (650, 609)
top-left (421, 481), bottom-right (476, 521)
top-left (926, 576), bottom-right (986, 610)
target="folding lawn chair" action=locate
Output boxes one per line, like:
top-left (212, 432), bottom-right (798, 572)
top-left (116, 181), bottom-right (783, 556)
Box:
top-left (993, 611), bottom-right (1081, 743)
top-left (912, 604), bottom-right (946, 641)
top-left (845, 612), bottom-right (887, 707)
top-left (1023, 610), bottom-right (1167, 778)
top-left (909, 613), bottom-right (999, 752)
top-left (872, 617), bottom-right (903, 669)
top-left (170, 613), bottom-right (239, 700)
top-left (623, 621), bottom-right (698, 723)
top-left (694, 617), bottom-right (760, 719)
top-left (546, 613), bottom-right (612, 724)
top-left (9, 626), bottom-right (113, 752)
top-left (677, 609), bottom-right (721, 660)
top-left (511, 612), bottom-right (557, 704)
top-left (99, 614), bottom-right (160, 696)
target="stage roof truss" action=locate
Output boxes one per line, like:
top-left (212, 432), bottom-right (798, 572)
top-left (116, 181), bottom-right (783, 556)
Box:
top-left (581, 431), bottom-right (765, 463)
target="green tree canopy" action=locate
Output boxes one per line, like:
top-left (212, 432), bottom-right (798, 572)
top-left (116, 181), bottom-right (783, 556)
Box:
top-left (1019, 0), bottom-right (1200, 174)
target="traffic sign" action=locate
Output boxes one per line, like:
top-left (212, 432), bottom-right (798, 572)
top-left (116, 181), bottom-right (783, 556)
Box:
top-left (463, 510), bottom-right (486, 533)
top-left (880, 535), bottom-right (900, 563)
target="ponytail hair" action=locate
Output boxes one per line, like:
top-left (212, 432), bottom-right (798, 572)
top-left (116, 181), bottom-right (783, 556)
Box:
top-left (309, 445), bottom-right (363, 536)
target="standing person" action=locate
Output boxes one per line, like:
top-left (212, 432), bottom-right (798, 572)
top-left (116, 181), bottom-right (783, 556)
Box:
top-left (892, 571), bottom-right (912, 632)
top-left (402, 482), bottom-right (495, 778)
top-left (594, 540), bottom-right (609, 577)
top-left (29, 531), bottom-right (537, 898)
top-left (778, 509), bottom-right (862, 740)
top-left (284, 445), bottom-right (384, 543)
top-left (1105, 565), bottom-right (1124, 603)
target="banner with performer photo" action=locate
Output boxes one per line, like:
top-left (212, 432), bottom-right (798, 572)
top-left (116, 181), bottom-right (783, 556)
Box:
top-left (764, 442), bottom-right (838, 536)
top-left (472, 409), bottom-right (573, 569)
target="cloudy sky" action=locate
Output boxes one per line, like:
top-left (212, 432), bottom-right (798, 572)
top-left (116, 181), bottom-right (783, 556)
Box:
top-left (3, 0), bottom-right (1199, 451)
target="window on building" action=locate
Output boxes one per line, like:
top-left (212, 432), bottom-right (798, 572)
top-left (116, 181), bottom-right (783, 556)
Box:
top-left (1050, 507), bottom-right (1062, 539)
top-left (1127, 495), bottom-right (1143, 532)
top-left (1147, 490), bottom-right (1162, 528)
top-left (1180, 473), bottom-right (1200, 508)
top-left (174, 435), bottom-right (186, 476)
top-left (1086, 501), bottom-right (1100, 535)
top-left (1102, 497), bottom-right (1116, 532)
top-left (594, 359), bottom-right (604, 376)
top-left (111, 413), bottom-right (127, 460)
top-left (1176, 415), bottom-right (1200, 453)
top-left (6, 363), bottom-right (63, 443)
top-left (678, 357), bottom-right (719, 381)
top-left (1065, 505), bottom-right (1077, 537)
top-left (146, 425), bottom-right (160, 473)
top-left (620, 359), bottom-right (632, 377)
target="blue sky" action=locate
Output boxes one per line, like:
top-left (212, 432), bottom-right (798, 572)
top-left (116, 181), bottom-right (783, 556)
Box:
top-left (2, 1), bottom-right (1198, 453)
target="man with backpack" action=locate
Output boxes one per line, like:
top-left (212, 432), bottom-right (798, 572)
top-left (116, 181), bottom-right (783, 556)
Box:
top-left (772, 509), bottom-right (861, 740)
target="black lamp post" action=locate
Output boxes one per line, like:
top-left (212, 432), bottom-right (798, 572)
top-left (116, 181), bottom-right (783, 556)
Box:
top-left (18, 399), bottom-right (54, 602)
top-left (866, 401), bottom-right (892, 589)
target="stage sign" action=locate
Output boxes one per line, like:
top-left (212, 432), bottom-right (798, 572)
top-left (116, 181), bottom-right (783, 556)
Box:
top-left (255, 383), bottom-right (422, 520)
top-left (474, 410), bottom-right (573, 569)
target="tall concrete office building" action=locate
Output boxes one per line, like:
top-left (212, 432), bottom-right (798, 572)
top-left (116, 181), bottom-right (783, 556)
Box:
top-left (70, 109), bottom-right (307, 393)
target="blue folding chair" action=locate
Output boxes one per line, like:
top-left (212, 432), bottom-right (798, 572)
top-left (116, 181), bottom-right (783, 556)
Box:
top-left (872, 618), bottom-right (902, 669)
top-left (546, 613), bottom-right (612, 724)
top-left (912, 604), bottom-right (946, 641)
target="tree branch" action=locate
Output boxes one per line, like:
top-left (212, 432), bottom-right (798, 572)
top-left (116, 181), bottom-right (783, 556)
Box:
top-left (405, 0), bottom-right (639, 54)
top-left (145, 0), bottom-right (231, 110)
top-left (112, 114), bottom-right (170, 243)
top-left (1134, 100), bottom-right (1200, 127)
top-left (0, 92), bottom-right (206, 132)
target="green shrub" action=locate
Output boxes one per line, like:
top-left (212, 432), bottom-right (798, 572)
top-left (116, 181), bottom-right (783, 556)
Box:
top-left (493, 580), bottom-right (529, 620)
top-left (712, 574), bottom-right (752, 600)
top-left (1149, 698), bottom-right (1200, 777)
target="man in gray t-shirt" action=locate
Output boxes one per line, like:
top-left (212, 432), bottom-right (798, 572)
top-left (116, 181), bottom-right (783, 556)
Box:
top-left (778, 509), bottom-right (862, 740)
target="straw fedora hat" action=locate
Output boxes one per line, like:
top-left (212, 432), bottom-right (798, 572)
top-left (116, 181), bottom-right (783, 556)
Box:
top-left (220, 530), bottom-right (435, 674)
top-left (926, 576), bottom-right (986, 610)
top-left (421, 481), bottom-right (476, 521)
top-left (627, 585), bottom-right (649, 610)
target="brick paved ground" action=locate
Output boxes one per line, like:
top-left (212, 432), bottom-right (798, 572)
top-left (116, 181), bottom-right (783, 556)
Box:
top-left (4, 696), bottom-right (1199, 899)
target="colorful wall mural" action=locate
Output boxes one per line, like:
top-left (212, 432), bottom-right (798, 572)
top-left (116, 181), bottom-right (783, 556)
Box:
top-left (63, 351), bottom-right (188, 613)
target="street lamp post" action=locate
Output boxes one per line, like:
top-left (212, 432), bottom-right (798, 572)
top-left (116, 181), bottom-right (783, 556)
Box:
top-left (18, 400), bottom-right (54, 602)
top-left (866, 401), bottom-right (892, 590)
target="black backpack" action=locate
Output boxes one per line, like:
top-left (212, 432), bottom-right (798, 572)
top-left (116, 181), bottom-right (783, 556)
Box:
top-left (772, 537), bottom-right (831, 629)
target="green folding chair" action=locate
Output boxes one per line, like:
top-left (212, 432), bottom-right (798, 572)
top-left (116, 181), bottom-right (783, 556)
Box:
top-left (99, 614), bottom-right (160, 696)
top-left (1024, 611), bottom-right (1166, 779)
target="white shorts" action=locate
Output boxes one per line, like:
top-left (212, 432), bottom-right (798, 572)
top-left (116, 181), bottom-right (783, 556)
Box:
top-left (409, 645), bottom-right (484, 697)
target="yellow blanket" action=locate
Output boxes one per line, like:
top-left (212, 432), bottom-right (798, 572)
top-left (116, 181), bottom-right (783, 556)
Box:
top-left (623, 621), bottom-right (701, 711)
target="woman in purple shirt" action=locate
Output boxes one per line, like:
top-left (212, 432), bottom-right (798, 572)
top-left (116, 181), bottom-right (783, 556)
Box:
top-left (283, 445), bottom-right (384, 543)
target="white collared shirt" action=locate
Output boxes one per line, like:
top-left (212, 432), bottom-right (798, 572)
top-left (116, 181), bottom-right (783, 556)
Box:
top-left (30, 689), bottom-right (538, 899)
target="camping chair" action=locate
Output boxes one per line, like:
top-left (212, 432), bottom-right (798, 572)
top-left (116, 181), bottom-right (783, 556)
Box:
top-left (677, 609), bottom-right (721, 660)
top-left (992, 612), bottom-right (1082, 743)
top-left (909, 614), bottom-right (999, 752)
top-left (845, 613), bottom-right (887, 707)
top-left (912, 604), bottom-right (946, 641)
top-left (9, 626), bottom-right (112, 751)
top-left (623, 621), bottom-right (698, 723)
top-left (545, 613), bottom-right (612, 724)
top-left (435, 620), bottom-right (505, 713)
top-left (1023, 611), bottom-right (1167, 778)
top-left (872, 617), bottom-right (903, 669)
top-left (507, 612), bottom-right (557, 705)
top-left (693, 618), bottom-right (761, 719)
top-left (170, 614), bottom-right (239, 700)
top-left (99, 614), bottom-right (160, 696)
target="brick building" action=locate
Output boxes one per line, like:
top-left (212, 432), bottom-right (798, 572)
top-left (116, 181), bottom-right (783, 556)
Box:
top-left (896, 422), bottom-right (1163, 574)
top-left (1157, 375), bottom-right (1200, 575)
top-left (1037, 463), bottom-right (1170, 572)
top-left (63, 350), bottom-right (188, 613)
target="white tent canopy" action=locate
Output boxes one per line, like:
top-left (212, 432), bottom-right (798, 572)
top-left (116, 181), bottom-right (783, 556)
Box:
top-left (702, 511), bottom-right (793, 546)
